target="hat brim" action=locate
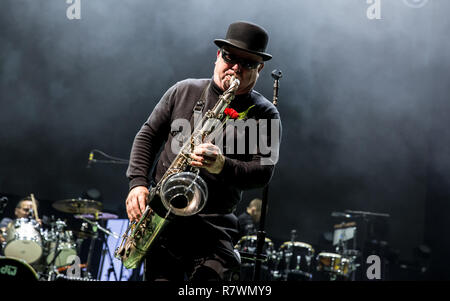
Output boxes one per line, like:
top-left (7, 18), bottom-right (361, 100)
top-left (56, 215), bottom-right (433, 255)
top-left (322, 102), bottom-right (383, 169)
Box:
top-left (214, 39), bottom-right (272, 61)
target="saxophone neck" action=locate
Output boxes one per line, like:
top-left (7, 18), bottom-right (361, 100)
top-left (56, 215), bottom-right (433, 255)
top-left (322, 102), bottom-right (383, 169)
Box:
top-left (220, 76), bottom-right (240, 105)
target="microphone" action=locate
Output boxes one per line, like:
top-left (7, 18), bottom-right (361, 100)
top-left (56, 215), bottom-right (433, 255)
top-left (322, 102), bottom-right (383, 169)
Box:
top-left (271, 69), bottom-right (283, 80)
top-left (271, 69), bottom-right (282, 107)
top-left (331, 211), bottom-right (352, 219)
top-left (86, 151), bottom-right (94, 168)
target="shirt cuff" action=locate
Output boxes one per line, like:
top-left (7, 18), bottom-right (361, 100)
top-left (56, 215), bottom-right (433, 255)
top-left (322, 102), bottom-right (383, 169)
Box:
top-left (129, 176), bottom-right (149, 191)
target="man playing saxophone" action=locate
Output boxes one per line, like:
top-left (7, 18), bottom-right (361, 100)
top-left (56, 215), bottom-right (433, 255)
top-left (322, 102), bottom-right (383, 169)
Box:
top-left (125, 21), bottom-right (281, 281)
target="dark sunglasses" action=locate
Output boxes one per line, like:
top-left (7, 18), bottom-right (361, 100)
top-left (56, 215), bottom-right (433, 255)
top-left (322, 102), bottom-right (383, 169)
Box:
top-left (221, 49), bottom-right (261, 70)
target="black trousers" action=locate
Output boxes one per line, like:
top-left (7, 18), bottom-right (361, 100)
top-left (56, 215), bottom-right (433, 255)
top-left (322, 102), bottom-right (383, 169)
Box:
top-left (144, 244), bottom-right (235, 281)
top-left (143, 214), bottom-right (241, 281)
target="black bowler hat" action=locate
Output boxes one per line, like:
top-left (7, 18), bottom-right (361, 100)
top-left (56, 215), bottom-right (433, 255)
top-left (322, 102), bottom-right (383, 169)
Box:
top-left (214, 21), bottom-right (272, 61)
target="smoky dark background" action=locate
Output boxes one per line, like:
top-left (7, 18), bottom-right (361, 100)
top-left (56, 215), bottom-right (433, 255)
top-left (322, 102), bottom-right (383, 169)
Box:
top-left (1, 0), bottom-right (449, 279)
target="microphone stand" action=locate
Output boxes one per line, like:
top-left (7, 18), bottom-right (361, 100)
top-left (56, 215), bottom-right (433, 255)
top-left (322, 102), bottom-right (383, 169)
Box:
top-left (253, 70), bottom-right (282, 281)
top-left (97, 226), bottom-right (119, 281)
top-left (78, 216), bottom-right (119, 280)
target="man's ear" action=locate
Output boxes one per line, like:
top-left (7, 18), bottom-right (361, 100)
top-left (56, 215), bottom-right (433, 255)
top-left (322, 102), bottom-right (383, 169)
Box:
top-left (257, 63), bottom-right (264, 73)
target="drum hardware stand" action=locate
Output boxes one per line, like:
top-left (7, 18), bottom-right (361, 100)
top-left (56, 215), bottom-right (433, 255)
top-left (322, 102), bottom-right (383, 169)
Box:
top-left (270, 250), bottom-right (283, 280)
top-left (97, 227), bottom-right (119, 281)
top-left (76, 222), bottom-right (89, 255)
top-left (78, 215), bottom-right (119, 280)
top-left (253, 69), bottom-right (282, 281)
top-left (46, 234), bottom-right (62, 281)
top-left (46, 219), bottom-right (68, 281)
top-left (282, 229), bottom-right (298, 281)
top-left (85, 223), bottom-right (97, 279)
top-left (334, 233), bottom-right (356, 281)
top-left (332, 220), bottom-right (357, 281)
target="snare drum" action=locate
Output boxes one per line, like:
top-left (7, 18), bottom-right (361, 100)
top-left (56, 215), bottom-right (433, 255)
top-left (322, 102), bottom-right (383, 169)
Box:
top-left (276, 241), bottom-right (315, 280)
top-left (316, 252), bottom-right (350, 277)
top-left (0, 256), bottom-right (38, 280)
top-left (4, 218), bottom-right (43, 264)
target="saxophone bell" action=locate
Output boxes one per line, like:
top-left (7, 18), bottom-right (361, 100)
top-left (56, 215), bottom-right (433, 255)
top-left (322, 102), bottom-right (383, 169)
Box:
top-left (160, 171), bottom-right (208, 217)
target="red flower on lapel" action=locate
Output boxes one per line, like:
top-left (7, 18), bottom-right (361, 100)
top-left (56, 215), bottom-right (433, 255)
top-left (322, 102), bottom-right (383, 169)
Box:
top-left (224, 108), bottom-right (239, 119)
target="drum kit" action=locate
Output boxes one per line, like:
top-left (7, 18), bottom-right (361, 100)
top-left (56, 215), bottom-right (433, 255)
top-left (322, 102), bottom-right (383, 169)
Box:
top-left (235, 225), bottom-right (361, 281)
top-left (0, 195), bottom-right (119, 281)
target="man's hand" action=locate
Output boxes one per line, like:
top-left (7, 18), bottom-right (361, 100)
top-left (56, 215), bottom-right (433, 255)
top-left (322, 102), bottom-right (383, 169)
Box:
top-left (190, 143), bottom-right (225, 174)
top-left (126, 186), bottom-right (149, 222)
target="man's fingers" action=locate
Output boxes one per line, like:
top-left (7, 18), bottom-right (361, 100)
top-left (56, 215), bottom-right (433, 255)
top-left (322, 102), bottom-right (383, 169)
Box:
top-left (126, 196), bottom-right (142, 221)
top-left (125, 186), bottom-right (150, 222)
top-left (128, 197), bottom-right (137, 221)
top-left (190, 153), bottom-right (215, 162)
top-left (126, 198), bottom-right (133, 221)
top-left (132, 196), bottom-right (142, 220)
top-left (193, 149), bottom-right (218, 159)
top-left (137, 193), bottom-right (147, 214)
top-left (193, 143), bottom-right (220, 155)
top-left (127, 207), bottom-right (133, 221)
top-left (190, 143), bottom-right (222, 171)
top-left (194, 147), bottom-right (218, 155)
top-left (190, 153), bottom-right (205, 162)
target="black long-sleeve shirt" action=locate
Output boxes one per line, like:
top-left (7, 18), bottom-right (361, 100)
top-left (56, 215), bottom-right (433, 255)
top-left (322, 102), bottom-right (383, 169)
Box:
top-left (126, 78), bottom-right (281, 214)
top-left (125, 78), bottom-right (281, 264)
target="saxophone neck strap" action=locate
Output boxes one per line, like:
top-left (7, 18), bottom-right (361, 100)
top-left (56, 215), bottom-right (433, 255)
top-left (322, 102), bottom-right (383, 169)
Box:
top-left (193, 81), bottom-right (211, 113)
top-left (191, 81), bottom-right (211, 129)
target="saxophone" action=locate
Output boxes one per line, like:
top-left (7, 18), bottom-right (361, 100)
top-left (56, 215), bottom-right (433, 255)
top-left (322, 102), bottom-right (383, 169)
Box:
top-left (115, 76), bottom-right (240, 269)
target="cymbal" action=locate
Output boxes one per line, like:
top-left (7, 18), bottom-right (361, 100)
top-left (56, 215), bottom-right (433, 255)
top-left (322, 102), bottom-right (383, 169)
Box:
top-left (74, 212), bottom-right (118, 220)
top-left (52, 198), bottom-right (102, 214)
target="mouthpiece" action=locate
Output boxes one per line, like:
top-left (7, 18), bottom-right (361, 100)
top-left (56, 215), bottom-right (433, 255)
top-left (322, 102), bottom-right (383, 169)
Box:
top-left (228, 76), bottom-right (240, 91)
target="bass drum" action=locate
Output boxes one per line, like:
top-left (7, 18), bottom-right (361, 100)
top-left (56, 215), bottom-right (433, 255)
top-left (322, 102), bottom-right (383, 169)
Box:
top-left (4, 218), bottom-right (43, 264)
top-left (0, 256), bottom-right (38, 281)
